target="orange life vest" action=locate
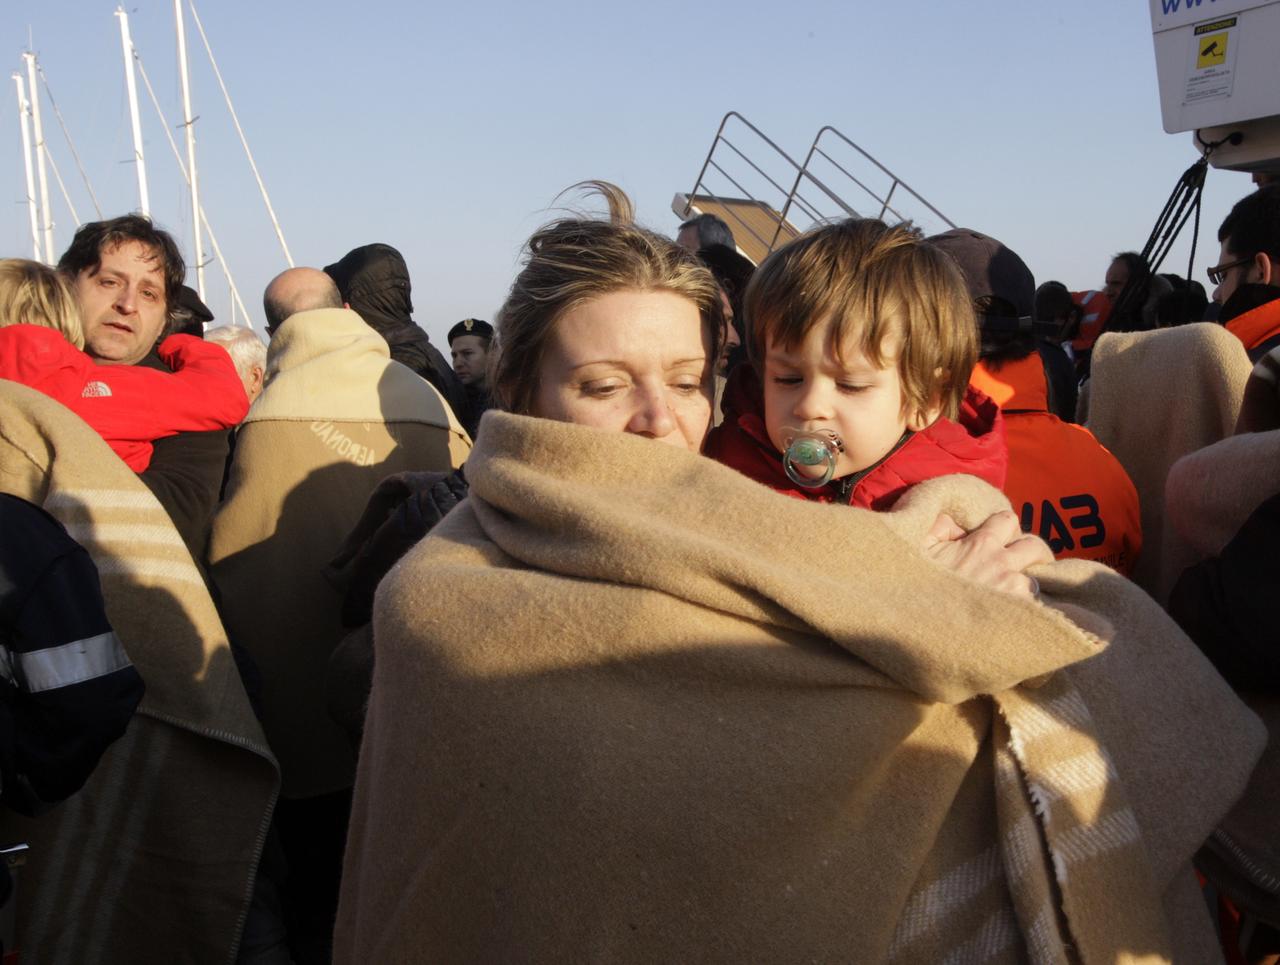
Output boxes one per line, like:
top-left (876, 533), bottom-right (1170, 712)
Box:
top-left (1224, 295), bottom-right (1280, 360)
top-left (1071, 290), bottom-right (1111, 352)
top-left (970, 354), bottom-right (1142, 575)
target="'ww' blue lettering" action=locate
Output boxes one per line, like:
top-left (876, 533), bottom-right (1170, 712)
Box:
top-left (1162, 0), bottom-right (1214, 15)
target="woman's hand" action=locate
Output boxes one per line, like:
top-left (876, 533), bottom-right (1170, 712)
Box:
top-left (921, 510), bottom-right (1050, 599)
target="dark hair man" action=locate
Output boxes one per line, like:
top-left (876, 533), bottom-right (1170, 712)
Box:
top-left (447, 317), bottom-right (492, 387)
top-left (447, 318), bottom-right (493, 439)
top-left (929, 228), bottom-right (1142, 575)
top-left (1101, 250), bottom-right (1158, 332)
top-left (56, 216), bottom-right (230, 559)
top-left (57, 214), bottom-right (185, 366)
top-left (1213, 185), bottom-right (1280, 360)
top-left (676, 213), bottom-right (735, 253)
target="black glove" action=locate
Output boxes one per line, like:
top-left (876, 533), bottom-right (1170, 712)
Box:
top-left (333, 467), bottom-right (469, 627)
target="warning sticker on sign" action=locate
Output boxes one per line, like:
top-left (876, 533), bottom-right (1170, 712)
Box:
top-left (1184, 16), bottom-right (1238, 105)
top-left (1197, 32), bottom-right (1227, 68)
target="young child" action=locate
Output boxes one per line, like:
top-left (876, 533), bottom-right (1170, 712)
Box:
top-left (705, 219), bottom-right (1006, 509)
top-left (0, 258), bottom-right (249, 472)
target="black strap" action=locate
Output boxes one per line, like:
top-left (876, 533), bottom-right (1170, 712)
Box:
top-left (1118, 130), bottom-right (1239, 327)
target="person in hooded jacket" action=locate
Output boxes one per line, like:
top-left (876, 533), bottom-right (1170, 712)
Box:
top-left (324, 243), bottom-right (472, 429)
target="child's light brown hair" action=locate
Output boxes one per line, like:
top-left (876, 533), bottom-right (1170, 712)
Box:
top-left (0, 258), bottom-right (85, 349)
top-left (745, 218), bottom-right (977, 421)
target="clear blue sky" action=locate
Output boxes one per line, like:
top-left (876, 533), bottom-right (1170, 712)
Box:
top-left (2, 0), bottom-right (1257, 345)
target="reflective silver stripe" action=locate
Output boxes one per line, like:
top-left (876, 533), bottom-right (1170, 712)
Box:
top-left (16, 632), bottom-right (133, 694)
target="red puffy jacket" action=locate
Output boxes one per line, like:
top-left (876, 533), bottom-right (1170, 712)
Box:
top-left (705, 365), bottom-right (1007, 510)
top-left (0, 325), bottom-right (249, 471)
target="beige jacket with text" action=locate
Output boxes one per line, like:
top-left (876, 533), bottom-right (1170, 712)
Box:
top-left (208, 308), bottom-right (470, 798)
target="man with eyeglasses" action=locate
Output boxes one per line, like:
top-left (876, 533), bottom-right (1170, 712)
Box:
top-left (1210, 184), bottom-right (1280, 361)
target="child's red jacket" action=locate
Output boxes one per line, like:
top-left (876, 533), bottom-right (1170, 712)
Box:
top-left (0, 325), bottom-right (249, 471)
top-left (705, 365), bottom-right (1007, 510)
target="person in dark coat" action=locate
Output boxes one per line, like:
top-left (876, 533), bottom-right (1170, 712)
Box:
top-left (447, 318), bottom-right (493, 439)
top-left (323, 244), bottom-right (471, 428)
top-left (0, 493), bottom-right (144, 817)
top-left (697, 244), bottom-right (753, 375)
top-left (0, 492), bottom-right (146, 950)
top-left (168, 284), bottom-right (214, 338)
top-left (1169, 491), bottom-right (1280, 691)
top-left (57, 215), bottom-right (233, 564)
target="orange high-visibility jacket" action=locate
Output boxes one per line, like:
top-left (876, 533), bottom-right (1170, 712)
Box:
top-left (971, 354), bottom-right (1142, 575)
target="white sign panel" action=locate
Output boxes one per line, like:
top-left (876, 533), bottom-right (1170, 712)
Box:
top-left (1151, 0), bottom-right (1280, 132)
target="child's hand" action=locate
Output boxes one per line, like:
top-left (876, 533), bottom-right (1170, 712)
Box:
top-left (922, 510), bottom-right (1050, 599)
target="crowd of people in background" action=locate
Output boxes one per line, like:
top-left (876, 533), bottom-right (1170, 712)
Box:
top-left (0, 174), bottom-right (1278, 963)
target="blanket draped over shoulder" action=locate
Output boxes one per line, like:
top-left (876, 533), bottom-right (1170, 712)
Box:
top-left (0, 379), bottom-right (278, 965)
top-left (1085, 323), bottom-right (1252, 604)
top-left (1166, 428), bottom-right (1280, 559)
top-left (337, 412), bottom-right (1261, 964)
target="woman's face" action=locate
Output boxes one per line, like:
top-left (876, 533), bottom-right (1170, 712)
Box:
top-left (531, 289), bottom-right (713, 452)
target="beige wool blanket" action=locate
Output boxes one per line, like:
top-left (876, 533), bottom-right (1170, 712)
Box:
top-left (1166, 428), bottom-right (1280, 559)
top-left (1085, 324), bottom-right (1252, 604)
top-left (0, 380), bottom-right (279, 965)
top-left (336, 412), bottom-right (1261, 964)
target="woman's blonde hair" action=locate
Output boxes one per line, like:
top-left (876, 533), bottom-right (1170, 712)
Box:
top-left (491, 181), bottom-right (724, 415)
top-left (745, 219), bottom-right (977, 422)
top-left (0, 258), bottom-right (85, 349)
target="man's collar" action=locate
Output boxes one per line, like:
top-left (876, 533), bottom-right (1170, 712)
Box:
top-left (1219, 283), bottom-right (1280, 325)
top-left (134, 347), bottom-right (170, 373)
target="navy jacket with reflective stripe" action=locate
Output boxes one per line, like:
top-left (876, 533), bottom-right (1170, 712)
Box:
top-left (0, 493), bottom-right (145, 815)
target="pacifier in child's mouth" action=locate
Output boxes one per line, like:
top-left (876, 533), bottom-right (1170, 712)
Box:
top-left (781, 427), bottom-right (845, 488)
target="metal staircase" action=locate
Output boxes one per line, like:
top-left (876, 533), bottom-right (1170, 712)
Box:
top-left (674, 112), bottom-right (956, 265)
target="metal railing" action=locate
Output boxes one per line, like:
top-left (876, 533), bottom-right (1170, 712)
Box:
top-left (678, 112), bottom-right (956, 262)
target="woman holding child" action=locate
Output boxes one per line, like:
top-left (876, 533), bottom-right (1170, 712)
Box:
top-left (335, 185), bottom-right (1261, 962)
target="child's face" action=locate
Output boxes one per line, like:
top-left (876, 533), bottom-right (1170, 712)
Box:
top-left (763, 319), bottom-right (937, 479)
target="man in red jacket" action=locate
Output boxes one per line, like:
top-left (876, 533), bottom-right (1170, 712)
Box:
top-left (929, 228), bottom-right (1142, 575)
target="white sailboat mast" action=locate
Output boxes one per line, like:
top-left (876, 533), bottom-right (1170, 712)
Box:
top-left (188, 1), bottom-right (294, 268)
top-left (12, 74), bottom-right (42, 261)
top-left (174, 0), bottom-right (204, 298)
top-left (115, 7), bottom-right (150, 217)
top-left (134, 52), bottom-right (252, 327)
top-left (22, 53), bottom-right (55, 263)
